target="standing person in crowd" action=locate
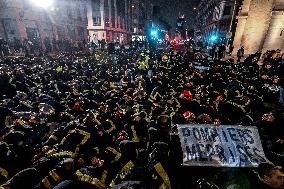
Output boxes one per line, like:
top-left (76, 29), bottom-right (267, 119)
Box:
top-left (213, 45), bottom-right (218, 60)
top-left (14, 38), bottom-right (22, 54)
top-left (0, 38), bottom-right (4, 57)
top-left (44, 37), bottom-right (52, 54)
top-left (0, 38), bottom-right (9, 57)
top-left (237, 46), bottom-right (245, 63)
top-left (218, 43), bottom-right (226, 60)
top-left (52, 38), bottom-right (57, 52)
top-left (279, 60), bottom-right (284, 107)
top-left (211, 45), bottom-right (216, 58)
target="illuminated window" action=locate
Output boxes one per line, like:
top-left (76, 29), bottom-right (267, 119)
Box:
top-left (105, 17), bottom-right (110, 27)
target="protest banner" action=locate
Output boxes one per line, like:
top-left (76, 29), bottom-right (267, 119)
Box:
top-left (177, 124), bottom-right (267, 167)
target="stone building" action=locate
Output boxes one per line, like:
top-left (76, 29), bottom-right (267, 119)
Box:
top-left (87, 0), bottom-right (152, 44)
top-left (87, 0), bottom-right (132, 44)
top-left (232, 0), bottom-right (284, 55)
top-left (195, 0), bottom-right (240, 45)
top-left (0, 0), bottom-right (88, 51)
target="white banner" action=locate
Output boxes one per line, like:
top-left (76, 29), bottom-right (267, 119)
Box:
top-left (177, 124), bottom-right (267, 167)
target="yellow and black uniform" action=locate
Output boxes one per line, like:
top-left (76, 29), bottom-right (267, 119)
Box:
top-left (125, 117), bottom-right (148, 143)
top-left (1, 130), bottom-right (26, 145)
top-left (96, 118), bottom-right (117, 146)
top-left (75, 166), bottom-right (108, 189)
top-left (150, 162), bottom-right (171, 189)
top-left (149, 90), bottom-right (162, 104)
top-left (103, 119), bottom-right (116, 136)
top-left (94, 116), bottom-right (116, 136)
top-left (148, 142), bottom-right (171, 189)
top-left (0, 167), bottom-right (9, 184)
top-left (59, 128), bottom-right (91, 153)
top-left (40, 167), bottom-right (73, 189)
top-left (149, 86), bottom-right (165, 119)
top-left (160, 54), bottom-right (173, 70)
top-left (109, 140), bottom-right (147, 187)
top-left (0, 106), bottom-right (13, 130)
top-left (102, 147), bottom-right (122, 165)
top-left (43, 123), bottom-right (78, 146)
top-left (45, 149), bottom-right (77, 159)
top-left (99, 147), bottom-right (122, 186)
top-left (70, 146), bottom-right (121, 188)
top-left (217, 100), bottom-right (246, 124)
top-left (109, 160), bottom-right (135, 188)
top-left (138, 59), bottom-right (149, 71)
top-left (35, 158), bottom-right (75, 189)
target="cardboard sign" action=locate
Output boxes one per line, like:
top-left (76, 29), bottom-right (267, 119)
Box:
top-left (178, 124), bottom-right (267, 167)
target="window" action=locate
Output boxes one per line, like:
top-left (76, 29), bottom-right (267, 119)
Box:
top-left (223, 6), bottom-right (231, 16)
top-left (104, 0), bottom-right (109, 16)
top-left (111, 0), bottom-right (115, 27)
top-left (93, 17), bottom-right (101, 26)
top-left (92, 0), bottom-right (100, 11)
top-left (117, 17), bottom-right (119, 28)
top-left (117, 0), bottom-right (125, 14)
top-left (3, 18), bottom-right (18, 38)
top-left (0, 0), bottom-right (7, 8)
top-left (92, 0), bottom-right (100, 24)
top-left (104, 0), bottom-right (110, 28)
top-left (105, 17), bottom-right (110, 27)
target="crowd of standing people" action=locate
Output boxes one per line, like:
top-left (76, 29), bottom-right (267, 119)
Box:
top-left (0, 42), bottom-right (284, 189)
top-left (0, 37), bottom-right (87, 57)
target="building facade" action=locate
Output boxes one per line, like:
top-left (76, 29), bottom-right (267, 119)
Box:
top-left (195, 0), bottom-right (240, 45)
top-left (232, 0), bottom-right (284, 55)
top-left (87, 0), bottom-right (152, 44)
top-left (87, 0), bottom-right (133, 44)
top-left (0, 0), bottom-right (88, 51)
top-left (132, 0), bottom-right (153, 35)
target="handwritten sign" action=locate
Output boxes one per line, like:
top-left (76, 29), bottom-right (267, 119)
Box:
top-left (177, 124), bottom-right (267, 167)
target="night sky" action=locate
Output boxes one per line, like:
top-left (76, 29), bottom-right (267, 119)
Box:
top-left (153, 0), bottom-right (199, 30)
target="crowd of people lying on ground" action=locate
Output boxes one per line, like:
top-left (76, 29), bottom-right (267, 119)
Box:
top-left (0, 46), bottom-right (284, 189)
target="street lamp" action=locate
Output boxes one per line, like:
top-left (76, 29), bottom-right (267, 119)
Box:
top-left (210, 35), bottom-right (218, 43)
top-left (150, 30), bottom-right (158, 38)
top-left (30, 0), bottom-right (54, 9)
